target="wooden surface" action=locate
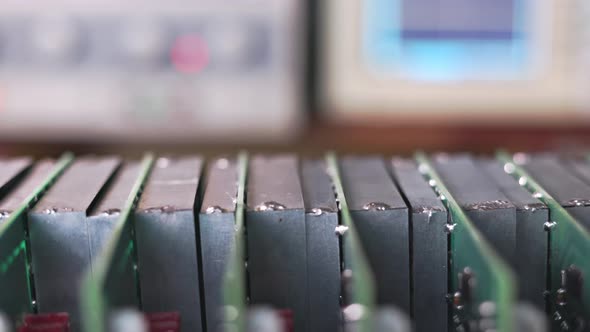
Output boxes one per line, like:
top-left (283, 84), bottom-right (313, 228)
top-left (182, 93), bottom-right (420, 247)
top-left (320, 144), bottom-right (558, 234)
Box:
top-left (1, 121), bottom-right (590, 156)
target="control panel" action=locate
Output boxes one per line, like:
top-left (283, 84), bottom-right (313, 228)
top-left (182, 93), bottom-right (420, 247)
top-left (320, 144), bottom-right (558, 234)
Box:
top-left (0, 1), bottom-right (303, 141)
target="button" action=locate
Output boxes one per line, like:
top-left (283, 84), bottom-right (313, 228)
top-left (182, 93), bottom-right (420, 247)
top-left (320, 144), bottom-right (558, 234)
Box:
top-left (170, 34), bottom-right (209, 74)
top-left (31, 17), bottom-right (81, 62)
top-left (206, 22), bottom-right (251, 66)
top-left (120, 20), bottom-right (165, 63)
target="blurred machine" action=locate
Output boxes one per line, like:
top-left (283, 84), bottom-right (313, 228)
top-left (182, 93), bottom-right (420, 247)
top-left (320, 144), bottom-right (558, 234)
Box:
top-left (1, 2), bottom-right (590, 330)
top-left (322, 0), bottom-right (590, 123)
top-left (0, 151), bottom-right (589, 331)
top-left (1, 0), bottom-right (590, 147)
top-left (0, 0), bottom-right (304, 142)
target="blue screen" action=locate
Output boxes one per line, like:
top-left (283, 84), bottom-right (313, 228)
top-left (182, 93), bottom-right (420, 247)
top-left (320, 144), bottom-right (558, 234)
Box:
top-left (401, 0), bottom-right (515, 40)
top-left (364, 0), bottom-right (529, 81)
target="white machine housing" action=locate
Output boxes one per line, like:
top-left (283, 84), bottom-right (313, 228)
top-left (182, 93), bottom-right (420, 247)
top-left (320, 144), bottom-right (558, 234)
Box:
top-left (322, 0), bottom-right (590, 125)
top-left (0, 0), bottom-right (304, 142)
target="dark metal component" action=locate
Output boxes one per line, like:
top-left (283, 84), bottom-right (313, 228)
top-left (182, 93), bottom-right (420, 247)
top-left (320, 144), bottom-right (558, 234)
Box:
top-left (339, 157), bottom-right (406, 212)
top-left (28, 156), bottom-right (121, 329)
top-left (458, 268), bottom-right (474, 305)
top-left (525, 154), bottom-right (590, 206)
top-left (563, 266), bottom-right (584, 302)
top-left (247, 156), bottom-right (304, 211)
top-left (83, 155), bottom-right (153, 332)
top-left (246, 155), bottom-right (306, 332)
top-left (300, 159), bottom-right (340, 332)
top-left (554, 266), bottom-right (586, 331)
top-left (565, 158), bottom-right (590, 187)
top-left (200, 158), bottom-right (238, 214)
top-left (391, 158), bottom-right (447, 332)
top-left (32, 157), bottom-right (121, 213)
top-left (450, 268), bottom-right (477, 330)
top-left (0, 158), bottom-right (32, 203)
top-left (87, 162), bottom-right (143, 271)
top-left (524, 154), bottom-right (590, 231)
top-left (198, 157), bottom-right (238, 332)
top-left (339, 156), bottom-right (410, 312)
top-left (301, 160), bottom-right (337, 214)
top-left (479, 158), bottom-right (548, 308)
top-left (138, 157), bottom-right (202, 212)
top-left (135, 156), bottom-right (204, 332)
top-left (432, 155), bottom-right (517, 266)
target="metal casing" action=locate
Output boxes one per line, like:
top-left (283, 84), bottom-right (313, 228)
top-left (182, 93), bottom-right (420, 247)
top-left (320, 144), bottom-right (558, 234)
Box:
top-left (246, 155), bottom-right (307, 331)
top-left (432, 155), bottom-right (517, 266)
top-left (300, 159), bottom-right (341, 331)
top-left (339, 156), bottom-right (410, 312)
top-left (391, 158), bottom-right (448, 332)
top-left (28, 156), bottom-right (120, 329)
top-left (134, 156), bottom-right (204, 332)
top-left (198, 157), bottom-right (238, 332)
top-left (480, 158), bottom-right (548, 308)
top-left (523, 154), bottom-right (590, 231)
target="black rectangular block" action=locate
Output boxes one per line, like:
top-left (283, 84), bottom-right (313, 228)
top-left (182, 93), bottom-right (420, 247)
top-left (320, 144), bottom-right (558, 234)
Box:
top-left (199, 157), bottom-right (239, 332)
top-left (28, 156), bottom-right (121, 329)
top-left (479, 158), bottom-right (548, 308)
top-left (135, 156), bottom-right (204, 332)
top-left (300, 159), bottom-right (341, 332)
top-left (432, 154), bottom-right (517, 267)
top-left (391, 158), bottom-right (448, 332)
top-left (523, 154), bottom-right (590, 231)
top-left (246, 155), bottom-right (307, 331)
top-left (339, 156), bottom-right (410, 312)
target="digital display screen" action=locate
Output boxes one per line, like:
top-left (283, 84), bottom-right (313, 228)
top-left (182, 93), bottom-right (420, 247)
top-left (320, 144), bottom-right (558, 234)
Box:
top-left (364, 0), bottom-right (529, 81)
top-left (401, 0), bottom-right (515, 40)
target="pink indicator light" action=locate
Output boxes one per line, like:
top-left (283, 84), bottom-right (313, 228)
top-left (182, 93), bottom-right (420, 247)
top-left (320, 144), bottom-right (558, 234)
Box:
top-left (170, 35), bottom-right (209, 74)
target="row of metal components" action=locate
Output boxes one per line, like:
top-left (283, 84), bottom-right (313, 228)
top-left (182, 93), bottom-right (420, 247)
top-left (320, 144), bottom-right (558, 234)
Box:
top-left (0, 154), bottom-right (407, 331)
top-left (0, 152), bottom-right (589, 331)
top-left (422, 153), bottom-right (590, 332)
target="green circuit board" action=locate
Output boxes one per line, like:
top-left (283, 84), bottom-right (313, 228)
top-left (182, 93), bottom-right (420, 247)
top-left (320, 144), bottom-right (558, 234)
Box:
top-left (221, 151), bottom-right (248, 331)
top-left (0, 153), bottom-right (73, 321)
top-left (415, 152), bottom-right (516, 332)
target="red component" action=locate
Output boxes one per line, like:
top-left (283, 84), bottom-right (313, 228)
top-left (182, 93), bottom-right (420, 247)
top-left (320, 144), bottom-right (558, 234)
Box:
top-left (277, 309), bottom-right (294, 332)
top-left (22, 313), bottom-right (69, 325)
top-left (146, 312), bottom-right (181, 332)
top-left (170, 35), bottom-right (209, 74)
top-left (18, 313), bottom-right (70, 332)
